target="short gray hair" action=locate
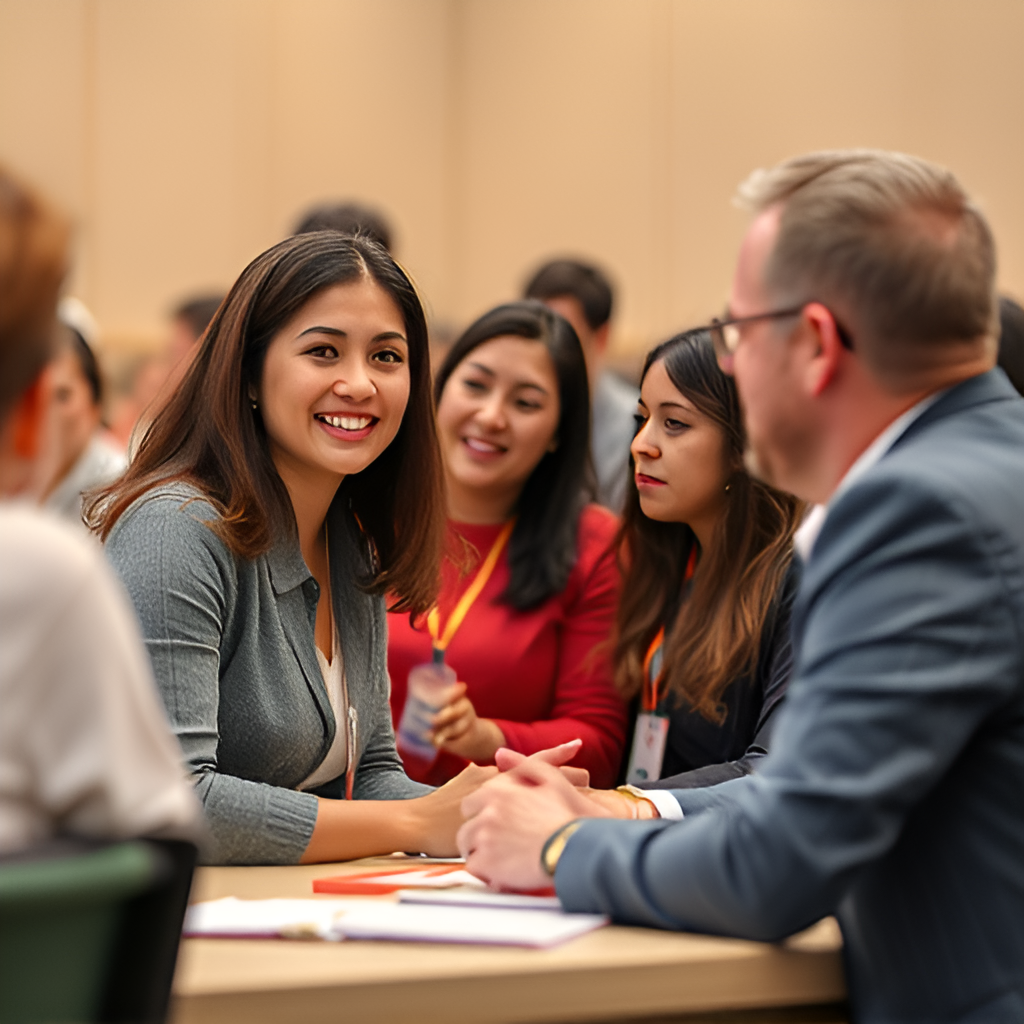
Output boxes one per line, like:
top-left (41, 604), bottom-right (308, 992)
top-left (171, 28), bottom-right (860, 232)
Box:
top-left (737, 150), bottom-right (997, 380)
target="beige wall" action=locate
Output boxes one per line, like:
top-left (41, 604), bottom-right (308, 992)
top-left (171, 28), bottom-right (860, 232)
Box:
top-left (2, 0), bottom-right (1023, 355)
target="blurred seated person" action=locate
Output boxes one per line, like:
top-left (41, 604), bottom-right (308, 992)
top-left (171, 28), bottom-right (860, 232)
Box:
top-left (36, 299), bottom-right (126, 526)
top-left (293, 200), bottom-right (393, 252)
top-left (997, 294), bottom-right (1024, 395)
top-left (387, 301), bottom-right (628, 789)
top-left (107, 293), bottom-right (223, 452)
top-left (525, 258), bottom-right (636, 511)
top-left (0, 164), bottom-right (201, 854)
top-left (612, 330), bottom-right (802, 794)
top-left (167, 293), bottom-right (224, 375)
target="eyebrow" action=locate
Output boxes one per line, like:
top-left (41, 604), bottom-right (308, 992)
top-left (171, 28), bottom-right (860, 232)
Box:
top-left (297, 326), bottom-right (408, 344)
top-left (466, 361), bottom-right (550, 395)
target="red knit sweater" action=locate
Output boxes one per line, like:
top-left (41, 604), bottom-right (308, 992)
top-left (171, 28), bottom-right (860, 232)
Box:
top-left (387, 505), bottom-right (627, 788)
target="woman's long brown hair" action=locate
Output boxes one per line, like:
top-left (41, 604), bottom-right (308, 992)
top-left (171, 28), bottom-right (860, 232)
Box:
top-left (87, 232), bottom-right (445, 614)
top-left (613, 330), bottom-right (803, 722)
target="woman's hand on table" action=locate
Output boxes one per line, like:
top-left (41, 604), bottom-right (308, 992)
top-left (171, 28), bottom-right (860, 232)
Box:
top-left (494, 742), bottom-right (656, 818)
top-left (494, 740), bottom-right (590, 787)
top-left (430, 683), bottom-right (506, 763)
top-left (407, 762), bottom-right (498, 857)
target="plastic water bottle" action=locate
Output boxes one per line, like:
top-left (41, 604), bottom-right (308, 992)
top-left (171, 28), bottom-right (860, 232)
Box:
top-left (396, 649), bottom-right (456, 762)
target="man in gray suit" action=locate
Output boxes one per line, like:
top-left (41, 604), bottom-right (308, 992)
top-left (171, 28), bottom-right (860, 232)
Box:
top-left (459, 151), bottom-right (1024, 1023)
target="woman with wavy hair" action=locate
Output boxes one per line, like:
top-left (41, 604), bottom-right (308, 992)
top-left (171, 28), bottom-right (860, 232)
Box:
top-left (612, 329), bottom-right (803, 793)
top-left (92, 232), bottom-right (491, 864)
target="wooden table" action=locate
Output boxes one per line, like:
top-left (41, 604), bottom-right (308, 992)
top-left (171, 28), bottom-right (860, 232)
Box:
top-left (170, 857), bottom-right (846, 1024)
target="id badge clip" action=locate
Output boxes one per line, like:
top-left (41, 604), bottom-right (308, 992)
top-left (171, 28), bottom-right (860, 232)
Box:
top-left (625, 711), bottom-right (669, 784)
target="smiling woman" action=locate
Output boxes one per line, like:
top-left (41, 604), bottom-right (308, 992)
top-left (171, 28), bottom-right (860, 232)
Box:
top-left (87, 232), bottom-right (496, 865)
top-left (387, 301), bottom-right (628, 788)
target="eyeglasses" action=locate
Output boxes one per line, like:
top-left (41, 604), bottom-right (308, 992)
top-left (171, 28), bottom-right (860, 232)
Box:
top-left (705, 303), bottom-right (854, 363)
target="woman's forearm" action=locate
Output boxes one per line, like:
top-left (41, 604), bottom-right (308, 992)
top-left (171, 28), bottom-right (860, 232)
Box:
top-left (299, 763), bottom-right (497, 863)
top-left (299, 797), bottom-right (427, 863)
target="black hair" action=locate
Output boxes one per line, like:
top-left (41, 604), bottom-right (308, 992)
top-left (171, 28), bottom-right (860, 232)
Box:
top-left (173, 293), bottom-right (225, 343)
top-left (292, 201), bottom-right (393, 253)
top-left (998, 295), bottom-right (1024, 396)
top-left (433, 300), bottom-right (594, 609)
top-left (523, 258), bottom-right (613, 330)
top-left (65, 327), bottom-right (102, 407)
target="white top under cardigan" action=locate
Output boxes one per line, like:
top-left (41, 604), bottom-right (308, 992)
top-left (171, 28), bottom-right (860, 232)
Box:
top-left (300, 636), bottom-right (349, 791)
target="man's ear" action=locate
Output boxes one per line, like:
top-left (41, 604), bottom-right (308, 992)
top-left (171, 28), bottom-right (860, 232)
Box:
top-left (802, 302), bottom-right (847, 398)
top-left (11, 373), bottom-right (47, 459)
top-left (592, 322), bottom-right (611, 358)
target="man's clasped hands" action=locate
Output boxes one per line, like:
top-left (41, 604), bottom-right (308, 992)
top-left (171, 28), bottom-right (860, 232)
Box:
top-left (458, 739), bottom-right (658, 892)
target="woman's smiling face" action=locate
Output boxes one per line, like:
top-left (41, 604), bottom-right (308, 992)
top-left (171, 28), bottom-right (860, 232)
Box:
top-left (631, 358), bottom-right (731, 539)
top-left (257, 275), bottom-right (410, 491)
top-left (436, 334), bottom-right (560, 515)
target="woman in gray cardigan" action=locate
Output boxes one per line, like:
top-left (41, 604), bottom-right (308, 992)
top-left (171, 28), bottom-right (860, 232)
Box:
top-left (93, 233), bottom-right (493, 865)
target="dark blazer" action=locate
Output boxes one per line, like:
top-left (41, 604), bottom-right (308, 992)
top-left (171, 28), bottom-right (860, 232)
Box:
top-left (637, 561), bottom-right (799, 790)
top-left (555, 370), bottom-right (1024, 1023)
top-left (106, 485), bottom-right (428, 866)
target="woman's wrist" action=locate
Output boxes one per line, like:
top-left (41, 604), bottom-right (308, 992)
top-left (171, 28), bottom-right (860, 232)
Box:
top-left (476, 719), bottom-right (506, 762)
top-left (442, 717), bottom-right (506, 764)
top-left (614, 785), bottom-right (660, 820)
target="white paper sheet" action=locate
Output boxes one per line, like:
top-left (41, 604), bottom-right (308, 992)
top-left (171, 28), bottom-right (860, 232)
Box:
top-left (325, 901), bottom-right (606, 947)
top-left (398, 888), bottom-right (563, 911)
top-left (183, 897), bottom-right (357, 939)
top-left (183, 896), bottom-right (606, 947)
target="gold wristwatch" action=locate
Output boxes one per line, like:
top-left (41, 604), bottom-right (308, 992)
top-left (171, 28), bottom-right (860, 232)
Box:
top-left (540, 820), bottom-right (585, 877)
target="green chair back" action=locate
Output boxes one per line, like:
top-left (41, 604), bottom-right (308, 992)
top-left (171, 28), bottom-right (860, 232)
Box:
top-left (0, 842), bottom-right (159, 1024)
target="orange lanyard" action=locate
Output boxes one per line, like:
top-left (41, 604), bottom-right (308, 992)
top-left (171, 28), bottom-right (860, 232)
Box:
top-left (642, 545), bottom-right (698, 712)
top-left (426, 520), bottom-right (514, 659)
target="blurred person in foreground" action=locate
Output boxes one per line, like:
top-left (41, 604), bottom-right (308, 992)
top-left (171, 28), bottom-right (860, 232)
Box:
top-left (460, 150), bottom-right (1024, 1023)
top-left (0, 164), bottom-right (201, 854)
top-left (35, 298), bottom-right (126, 526)
top-left (525, 259), bottom-right (636, 511)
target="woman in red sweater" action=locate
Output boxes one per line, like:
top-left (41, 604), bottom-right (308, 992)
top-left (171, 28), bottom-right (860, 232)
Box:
top-left (387, 301), bottom-right (628, 787)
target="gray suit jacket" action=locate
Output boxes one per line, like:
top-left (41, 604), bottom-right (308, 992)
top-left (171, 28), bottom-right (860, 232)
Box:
top-left (556, 370), bottom-right (1024, 1023)
top-left (106, 485), bottom-right (428, 865)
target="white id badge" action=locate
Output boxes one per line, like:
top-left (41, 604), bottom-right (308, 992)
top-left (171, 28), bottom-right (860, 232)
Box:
top-left (625, 712), bottom-right (669, 784)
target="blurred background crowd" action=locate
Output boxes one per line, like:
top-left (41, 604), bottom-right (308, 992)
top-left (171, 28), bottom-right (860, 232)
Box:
top-left (2, 0), bottom-right (1023, 491)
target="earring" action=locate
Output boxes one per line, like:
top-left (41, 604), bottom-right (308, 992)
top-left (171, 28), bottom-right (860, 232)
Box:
top-left (250, 398), bottom-right (258, 410)
top-left (724, 482), bottom-right (732, 493)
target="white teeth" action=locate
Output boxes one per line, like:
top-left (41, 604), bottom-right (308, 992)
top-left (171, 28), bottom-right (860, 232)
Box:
top-left (320, 414), bottom-right (372, 430)
top-left (464, 437), bottom-right (503, 453)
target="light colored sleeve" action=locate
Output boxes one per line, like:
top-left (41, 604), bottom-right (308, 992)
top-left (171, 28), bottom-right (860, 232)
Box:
top-left (24, 534), bottom-right (204, 845)
top-left (638, 788), bottom-right (684, 821)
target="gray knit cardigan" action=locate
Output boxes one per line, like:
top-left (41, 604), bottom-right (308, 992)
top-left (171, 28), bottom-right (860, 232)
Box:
top-left (106, 485), bottom-right (429, 865)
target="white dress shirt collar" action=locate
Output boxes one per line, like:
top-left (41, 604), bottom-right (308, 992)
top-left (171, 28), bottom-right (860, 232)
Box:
top-left (793, 389), bottom-right (948, 562)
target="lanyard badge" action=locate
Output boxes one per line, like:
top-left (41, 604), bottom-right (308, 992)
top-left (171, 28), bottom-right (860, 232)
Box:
top-left (625, 626), bottom-right (669, 784)
top-left (624, 546), bottom-right (697, 785)
top-left (396, 520), bottom-right (514, 761)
